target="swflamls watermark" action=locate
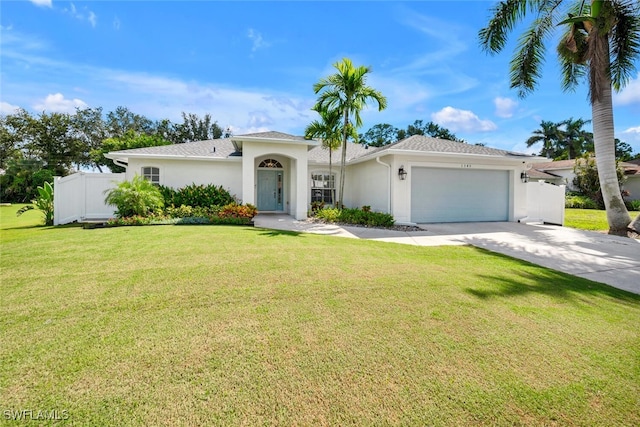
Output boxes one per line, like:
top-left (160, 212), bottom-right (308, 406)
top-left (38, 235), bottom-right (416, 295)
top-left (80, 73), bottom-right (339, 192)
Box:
top-left (3, 409), bottom-right (69, 421)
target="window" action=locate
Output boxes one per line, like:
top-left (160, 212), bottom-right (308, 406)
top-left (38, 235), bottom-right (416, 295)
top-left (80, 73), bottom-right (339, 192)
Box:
top-left (311, 173), bottom-right (335, 205)
top-left (142, 167), bottom-right (160, 185)
top-left (258, 159), bottom-right (283, 168)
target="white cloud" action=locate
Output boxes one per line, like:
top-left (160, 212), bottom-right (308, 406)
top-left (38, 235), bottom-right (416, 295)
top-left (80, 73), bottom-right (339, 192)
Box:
top-left (102, 71), bottom-right (314, 134)
top-left (88, 12), bottom-right (97, 28)
top-left (615, 74), bottom-right (640, 105)
top-left (494, 97), bottom-right (518, 118)
top-left (622, 126), bottom-right (640, 143)
top-left (247, 28), bottom-right (270, 53)
top-left (1, 101), bottom-right (20, 115)
top-left (33, 93), bottom-right (88, 113)
top-left (63, 3), bottom-right (98, 28)
top-left (431, 106), bottom-right (497, 132)
top-left (29, 0), bottom-right (52, 7)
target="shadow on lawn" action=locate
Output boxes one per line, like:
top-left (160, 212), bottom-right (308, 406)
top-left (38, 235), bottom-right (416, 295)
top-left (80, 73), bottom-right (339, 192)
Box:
top-left (256, 229), bottom-right (303, 238)
top-left (464, 251), bottom-right (640, 304)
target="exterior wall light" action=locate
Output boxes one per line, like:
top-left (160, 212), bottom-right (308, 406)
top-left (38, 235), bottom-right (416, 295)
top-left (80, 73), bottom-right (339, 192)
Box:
top-left (398, 166), bottom-right (408, 180)
top-left (521, 171), bottom-right (530, 183)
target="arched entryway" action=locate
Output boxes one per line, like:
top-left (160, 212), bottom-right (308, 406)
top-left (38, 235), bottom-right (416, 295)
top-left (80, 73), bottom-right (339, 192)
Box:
top-left (256, 158), bottom-right (284, 211)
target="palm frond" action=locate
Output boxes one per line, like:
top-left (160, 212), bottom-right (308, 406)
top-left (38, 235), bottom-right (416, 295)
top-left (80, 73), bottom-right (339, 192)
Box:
top-left (479, 0), bottom-right (532, 54)
top-left (608, 0), bottom-right (640, 91)
top-left (509, 2), bottom-right (560, 97)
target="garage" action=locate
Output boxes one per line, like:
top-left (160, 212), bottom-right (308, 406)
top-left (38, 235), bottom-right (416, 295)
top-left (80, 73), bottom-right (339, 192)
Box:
top-left (411, 167), bottom-right (510, 223)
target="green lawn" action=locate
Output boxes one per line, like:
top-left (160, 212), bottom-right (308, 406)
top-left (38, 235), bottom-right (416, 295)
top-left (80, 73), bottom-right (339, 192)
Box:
top-left (1, 205), bottom-right (639, 426)
top-left (565, 208), bottom-right (639, 231)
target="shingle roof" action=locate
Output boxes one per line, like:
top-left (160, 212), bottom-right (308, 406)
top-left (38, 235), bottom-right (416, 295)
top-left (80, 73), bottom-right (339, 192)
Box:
top-left (108, 139), bottom-right (239, 158)
top-left (108, 131), bottom-right (541, 164)
top-left (237, 131), bottom-right (309, 142)
top-left (373, 134), bottom-right (520, 157)
top-left (307, 141), bottom-right (372, 164)
top-left (308, 134), bottom-right (537, 164)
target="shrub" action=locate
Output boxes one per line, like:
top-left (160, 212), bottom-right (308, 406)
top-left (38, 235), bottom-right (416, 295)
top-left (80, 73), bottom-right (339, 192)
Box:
top-left (310, 201), bottom-right (325, 213)
top-left (315, 206), bottom-right (395, 227)
top-left (625, 199), bottom-right (640, 212)
top-left (16, 181), bottom-right (54, 226)
top-left (107, 215), bottom-right (153, 226)
top-left (572, 155), bottom-right (625, 209)
top-left (104, 175), bottom-right (164, 218)
top-left (160, 183), bottom-right (235, 208)
top-left (218, 203), bottom-right (257, 219)
top-left (339, 207), bottom-right (395, 227)
top-left (315, 207), bottom-right (341, 222)
top-left (565, 195), bottom-right (598, 209)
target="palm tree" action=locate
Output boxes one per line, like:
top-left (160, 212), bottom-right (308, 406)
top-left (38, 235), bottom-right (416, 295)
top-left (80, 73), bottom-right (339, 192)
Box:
top-left (312, 58), bottom-right (387, 208)
top-left (526, 120), bottom-right (561, 158)
top-left (304, 107), bottom-right (351, 205)
top-left (558, 117), bottom-right (593, 160)
top-left (479, 0), bottom-right (639, 235)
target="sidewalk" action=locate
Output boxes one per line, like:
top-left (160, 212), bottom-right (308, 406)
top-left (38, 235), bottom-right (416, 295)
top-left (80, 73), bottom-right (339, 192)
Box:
top-left (253, 214), bottom-right (640, 295)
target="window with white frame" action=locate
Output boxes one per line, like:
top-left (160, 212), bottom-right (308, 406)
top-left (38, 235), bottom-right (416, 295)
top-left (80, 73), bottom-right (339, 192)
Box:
top-left (141, 167), bottom-right (160, 185)
top-left (311, 173), bottom-right (335, 205)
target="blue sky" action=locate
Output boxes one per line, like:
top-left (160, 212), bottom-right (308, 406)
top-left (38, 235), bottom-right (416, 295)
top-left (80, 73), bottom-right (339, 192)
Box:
top-left (2, 0), bottom-right (639, 155)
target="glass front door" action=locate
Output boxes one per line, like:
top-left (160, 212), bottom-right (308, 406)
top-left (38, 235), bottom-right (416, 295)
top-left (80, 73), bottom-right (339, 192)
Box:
top-left (257, 170), bottom-right (283, 211)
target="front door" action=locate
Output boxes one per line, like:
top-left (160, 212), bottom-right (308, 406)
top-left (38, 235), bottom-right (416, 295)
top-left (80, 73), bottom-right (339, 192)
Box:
top-left (257, 170), bottom-right (284, 211)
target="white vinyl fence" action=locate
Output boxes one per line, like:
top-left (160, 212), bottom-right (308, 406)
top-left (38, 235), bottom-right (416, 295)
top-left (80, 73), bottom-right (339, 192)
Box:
top-left (54, 172), bottom-right (124, 225)
top-left (523, 181), bottom-right (566, 226)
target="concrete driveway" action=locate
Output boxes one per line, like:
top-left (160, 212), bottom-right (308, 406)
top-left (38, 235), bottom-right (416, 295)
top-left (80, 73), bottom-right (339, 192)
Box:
top-left (253, 214), bottom-right (640, 295)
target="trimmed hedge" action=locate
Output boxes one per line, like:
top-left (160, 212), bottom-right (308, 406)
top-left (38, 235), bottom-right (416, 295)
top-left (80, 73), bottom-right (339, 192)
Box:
top-left (315, 206), bottom-right (395, 228)
top-left (159, 183), bottom-right (235, 208)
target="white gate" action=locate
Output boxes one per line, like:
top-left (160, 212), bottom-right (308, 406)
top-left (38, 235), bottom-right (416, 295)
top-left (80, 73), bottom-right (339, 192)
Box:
top-left (524, 181), bottom-right (566, 226)
top-left (53, 172), bottom-right (125, 225)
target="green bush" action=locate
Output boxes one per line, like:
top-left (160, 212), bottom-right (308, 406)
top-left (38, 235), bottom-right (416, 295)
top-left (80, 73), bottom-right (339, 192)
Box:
top-left (16, 181), bottom-right (54, 226)
top-left (159, 183), bottom-right (235, 208)
top-left (315, 207), bottom-right (341, 222)
top-left (315, 206), bottom-right (395, 227)
top-left (107, 215), bottom-right (154, 226)
top-left (565, 195), bottom-right (598, 209)
top-left (165, 205), bottom-right (223, 219)
top-left (339, 208), bottom-right (395, 227)
top-left (104, 175), bottom-right (164, 218)
top-left (625, 199), bottom-right (640, 212)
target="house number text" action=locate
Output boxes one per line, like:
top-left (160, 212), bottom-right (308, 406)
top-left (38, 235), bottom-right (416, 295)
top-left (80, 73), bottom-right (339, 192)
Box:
top-left (460, 164), bottom-right (472, 168)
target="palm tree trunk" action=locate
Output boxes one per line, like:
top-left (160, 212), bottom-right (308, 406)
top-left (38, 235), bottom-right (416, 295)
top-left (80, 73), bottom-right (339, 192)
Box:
top-left (630, 214), bottom-right (640, 234)
top-left (591, 34), bottom-right (631, 235)
top-left (338, 108), bottom-right (349, 209)
top-left (329, 148), bottom-right (333, 206)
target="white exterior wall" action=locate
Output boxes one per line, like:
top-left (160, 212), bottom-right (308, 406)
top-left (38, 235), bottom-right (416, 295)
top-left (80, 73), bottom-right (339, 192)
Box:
top-left (623, 176), bottom-right (640, 201)
top-left (387, 155), bottom-right (530, 224)
top-left (343, 160), bottom-right (390, 213)
top-left (126, 158), bottom-right (243, 200)
top-left (241, 141), bottom-right (309, 220)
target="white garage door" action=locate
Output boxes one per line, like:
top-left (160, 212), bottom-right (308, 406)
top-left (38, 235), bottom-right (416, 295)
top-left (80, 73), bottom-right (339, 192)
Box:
top-left (411, 168), bottom-right (509, 223)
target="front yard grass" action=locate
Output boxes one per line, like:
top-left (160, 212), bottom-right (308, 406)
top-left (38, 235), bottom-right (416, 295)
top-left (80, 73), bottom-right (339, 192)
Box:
top-left (1, 204), bottom-right (639, 425)
top-left (565, 207), bottom-right (639, 232)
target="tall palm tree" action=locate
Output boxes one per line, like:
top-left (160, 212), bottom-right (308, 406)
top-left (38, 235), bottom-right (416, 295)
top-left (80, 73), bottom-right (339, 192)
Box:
top-left (304, 107), bottom-right (352, 205)
top-left (479, 0), bottom-right (639, 235)
top-left (312, 58), bottom-right (387, 208)
top-left (558, 117), bottom-right (593, 160)
top-left (526, 120), bottom-right (561, 158)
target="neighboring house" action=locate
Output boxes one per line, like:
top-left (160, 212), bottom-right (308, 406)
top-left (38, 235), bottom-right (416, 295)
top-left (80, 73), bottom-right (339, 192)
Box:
top-left (104, 131), bottom-right (548, 224)
top-left (530, 159), bottom-right (640, 200)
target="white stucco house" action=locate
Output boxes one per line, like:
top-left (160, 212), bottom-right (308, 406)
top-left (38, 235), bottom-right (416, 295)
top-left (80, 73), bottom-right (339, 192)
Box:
top-left (99, 131), bottom-right (550, 224)
top-left (529, 158), bottom-right (640, 201)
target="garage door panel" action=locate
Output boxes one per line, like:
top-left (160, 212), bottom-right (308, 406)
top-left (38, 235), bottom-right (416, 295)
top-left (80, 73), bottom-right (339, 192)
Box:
top-left (411, 168), bottom-right (509, 223)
